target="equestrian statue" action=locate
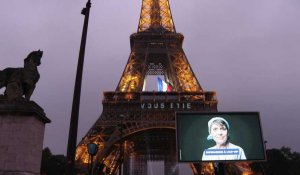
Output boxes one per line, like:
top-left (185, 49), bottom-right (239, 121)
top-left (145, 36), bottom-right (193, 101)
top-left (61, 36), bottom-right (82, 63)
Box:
top-left (0, 50), bottom-right (43, 101)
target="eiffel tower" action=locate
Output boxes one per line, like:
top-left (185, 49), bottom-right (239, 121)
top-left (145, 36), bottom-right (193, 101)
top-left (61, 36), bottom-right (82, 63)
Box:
top-left (75, 0), bottom-right (219, 174)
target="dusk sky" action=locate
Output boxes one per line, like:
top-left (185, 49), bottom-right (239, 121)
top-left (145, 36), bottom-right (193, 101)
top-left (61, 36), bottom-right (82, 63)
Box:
top-left (1, 0), bottom-right (300, 159)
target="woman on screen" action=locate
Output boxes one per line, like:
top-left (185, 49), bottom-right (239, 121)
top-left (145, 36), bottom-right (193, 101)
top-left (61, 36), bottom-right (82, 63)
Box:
top-left (202, 117), bottom-right (246, 161)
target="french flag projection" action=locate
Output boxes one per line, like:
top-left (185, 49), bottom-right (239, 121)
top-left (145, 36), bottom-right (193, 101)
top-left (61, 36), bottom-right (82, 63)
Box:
top-left (157, 77), bottom-right (172, 92)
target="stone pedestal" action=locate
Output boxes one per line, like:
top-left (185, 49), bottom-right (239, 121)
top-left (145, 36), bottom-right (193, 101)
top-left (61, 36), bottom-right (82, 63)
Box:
top-left (0, 100), bottom-right (50, 175)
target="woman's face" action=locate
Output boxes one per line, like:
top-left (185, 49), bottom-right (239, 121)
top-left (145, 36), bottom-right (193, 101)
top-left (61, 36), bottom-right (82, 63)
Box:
top-left (210, 122), bottom-right (228, 146)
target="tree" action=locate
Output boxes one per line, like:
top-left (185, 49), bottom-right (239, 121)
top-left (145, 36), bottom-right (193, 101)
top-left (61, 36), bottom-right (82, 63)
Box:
top-left (41, 147), bottom-right (67, 175)
top-left (250, 147), bottom-right (300, 175)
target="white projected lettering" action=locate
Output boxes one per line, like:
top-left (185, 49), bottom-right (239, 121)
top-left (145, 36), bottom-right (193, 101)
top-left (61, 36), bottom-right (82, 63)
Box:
top-left (140, 102), bottom-right (192, 110)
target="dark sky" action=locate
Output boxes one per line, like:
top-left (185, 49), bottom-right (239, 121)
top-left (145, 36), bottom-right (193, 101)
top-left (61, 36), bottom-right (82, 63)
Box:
top-left (1, 0), bottom-right (300, 159)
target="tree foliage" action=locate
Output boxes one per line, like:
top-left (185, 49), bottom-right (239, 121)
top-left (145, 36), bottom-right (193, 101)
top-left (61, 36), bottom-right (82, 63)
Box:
top-left (250, 147), bottom-right (300, 175)
top-left (41, 147), bottom-right (67, 175)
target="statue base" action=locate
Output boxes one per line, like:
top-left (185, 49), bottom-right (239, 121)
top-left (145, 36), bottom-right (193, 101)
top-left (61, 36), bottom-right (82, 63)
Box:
top-left (0, 100), bottom-right (50, 175)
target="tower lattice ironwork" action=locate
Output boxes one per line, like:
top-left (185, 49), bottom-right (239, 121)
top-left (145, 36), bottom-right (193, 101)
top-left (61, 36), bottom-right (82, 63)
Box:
top-left (75, 1), bottom-right (252, 175)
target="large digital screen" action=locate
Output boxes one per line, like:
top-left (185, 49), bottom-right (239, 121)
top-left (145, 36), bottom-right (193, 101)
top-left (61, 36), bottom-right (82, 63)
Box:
top-left (176, 112), bottom-right (266, 162)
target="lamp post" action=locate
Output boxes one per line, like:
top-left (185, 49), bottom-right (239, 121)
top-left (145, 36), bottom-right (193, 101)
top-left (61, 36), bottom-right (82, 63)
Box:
top-left (87, 142), bottom-right (98, 175)
top-left (66, 0), bottom-right (92, 174)
top-left (118, 114), bottom-right (125, 175)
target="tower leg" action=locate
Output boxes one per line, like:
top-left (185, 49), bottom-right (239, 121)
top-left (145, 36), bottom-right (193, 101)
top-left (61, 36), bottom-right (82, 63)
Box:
top-left (213, 163), bottom-right (225, 175)
top-left (124, 154), bottom-right (148, 175)
top-left (164, 155), bottom-right (178, 175)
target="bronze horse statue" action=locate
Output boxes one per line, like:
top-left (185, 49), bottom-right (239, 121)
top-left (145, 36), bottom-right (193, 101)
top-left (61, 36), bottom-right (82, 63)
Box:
top-left (0, 50), bottom-right (43, 101)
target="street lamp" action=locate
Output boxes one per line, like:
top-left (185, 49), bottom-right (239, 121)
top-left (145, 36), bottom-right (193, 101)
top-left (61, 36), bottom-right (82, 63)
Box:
top-left (66, 0), bottom-right (92, 174)
top-left (87, 142), bottom-right (98, 175)
top-left (118, 114), bottom-right (125, 175)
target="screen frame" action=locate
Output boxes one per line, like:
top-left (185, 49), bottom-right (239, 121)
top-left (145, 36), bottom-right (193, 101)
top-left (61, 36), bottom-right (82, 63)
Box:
top-left (175, 111), bottom-right (266, 163)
